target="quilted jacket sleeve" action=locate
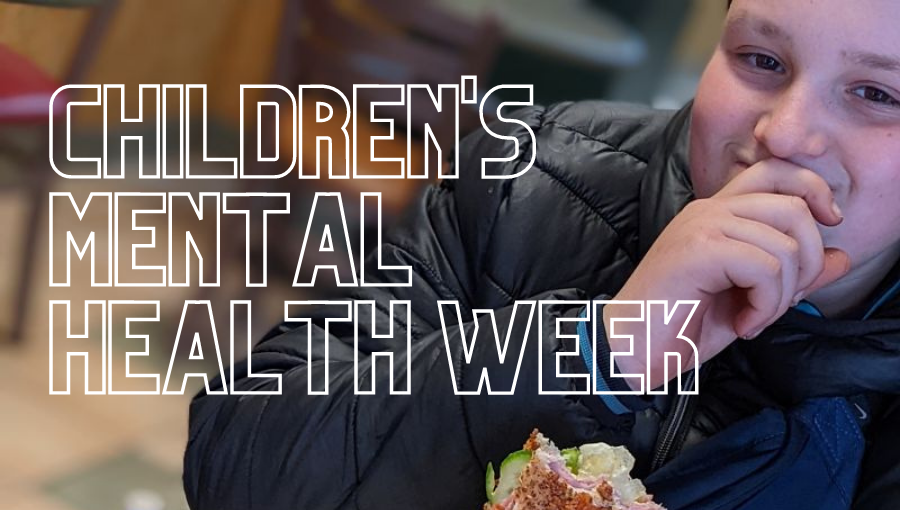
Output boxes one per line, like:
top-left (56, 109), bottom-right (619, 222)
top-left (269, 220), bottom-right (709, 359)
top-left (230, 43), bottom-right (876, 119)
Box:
top-left (182, 106), bottom-right (635, 510)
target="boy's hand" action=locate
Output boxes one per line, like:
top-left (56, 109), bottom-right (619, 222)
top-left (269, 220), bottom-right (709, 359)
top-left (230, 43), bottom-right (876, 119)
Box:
top-left (604, 159), bottom-right (850, 391)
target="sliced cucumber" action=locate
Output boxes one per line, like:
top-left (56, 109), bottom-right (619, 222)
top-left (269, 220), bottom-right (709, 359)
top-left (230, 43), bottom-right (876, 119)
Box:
top-left (561, 447), bottom-right (580, 475)
top-left (489, 449), bottom-right (532, 503)
top-left (485, 462), bottom-right (496, 501)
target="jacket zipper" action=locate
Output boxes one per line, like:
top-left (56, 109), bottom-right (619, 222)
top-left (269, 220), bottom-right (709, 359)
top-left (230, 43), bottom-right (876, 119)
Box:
top-left (650, 369), bottom-right (696, 472)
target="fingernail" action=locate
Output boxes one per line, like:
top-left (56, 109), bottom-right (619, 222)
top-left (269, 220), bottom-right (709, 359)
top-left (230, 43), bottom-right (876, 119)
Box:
top-left (792, 291), bottom-right (804, 307)
top-left (827, 249), bottom-right (851, 274)
top-left (831, 201), bottom-right (843, 221)
top-left (742, 328), bottom-right (763, 340)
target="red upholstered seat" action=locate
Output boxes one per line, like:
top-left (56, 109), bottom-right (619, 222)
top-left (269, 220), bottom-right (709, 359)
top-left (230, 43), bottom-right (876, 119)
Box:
top-left (0, 43), bottom-right (64, 124)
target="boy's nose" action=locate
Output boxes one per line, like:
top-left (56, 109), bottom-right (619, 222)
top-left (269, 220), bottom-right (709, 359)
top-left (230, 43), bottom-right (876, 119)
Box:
top-left (753, 85), bottom-right (831, 161)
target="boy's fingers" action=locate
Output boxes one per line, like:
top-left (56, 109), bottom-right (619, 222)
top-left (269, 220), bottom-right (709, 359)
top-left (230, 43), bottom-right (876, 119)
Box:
top-left (717, 159), bottom-right (843, 226)
top-left (800, 248), bottom-right (851, 297)
top-left (725, 193), bottom-right (824, 291)
top-left (733, 248), bottom-right (848, 338)
top-left (710, 238), bottom-right (785, 338)
top-left (723, 218), bottom-right (801, 317)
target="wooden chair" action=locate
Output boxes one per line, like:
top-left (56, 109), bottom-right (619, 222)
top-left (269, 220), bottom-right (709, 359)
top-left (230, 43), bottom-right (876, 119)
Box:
top-left (1, 0), bottom-right (119, 343)
top-left (184, 0), bottom-right (501, 350)
top-left (265, 0), bottom-right (500, 275)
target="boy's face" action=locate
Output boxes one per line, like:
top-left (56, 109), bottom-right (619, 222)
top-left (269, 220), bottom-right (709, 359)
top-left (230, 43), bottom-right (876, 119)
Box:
top-left (690, 0), bottom-right (900, 279)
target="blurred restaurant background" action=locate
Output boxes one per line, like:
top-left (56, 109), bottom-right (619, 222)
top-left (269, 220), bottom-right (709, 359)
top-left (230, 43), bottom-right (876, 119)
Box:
top-left (0, 1), bottom-right (724, 508)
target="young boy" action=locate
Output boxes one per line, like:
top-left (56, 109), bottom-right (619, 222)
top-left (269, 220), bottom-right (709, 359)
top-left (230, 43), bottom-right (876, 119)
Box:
top-left (184, 1), bottom-right (900, 508)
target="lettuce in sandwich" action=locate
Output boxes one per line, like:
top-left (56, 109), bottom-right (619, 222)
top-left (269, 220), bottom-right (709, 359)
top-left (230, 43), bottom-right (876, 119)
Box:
top-left (484, 429), bottom-right (666, 510)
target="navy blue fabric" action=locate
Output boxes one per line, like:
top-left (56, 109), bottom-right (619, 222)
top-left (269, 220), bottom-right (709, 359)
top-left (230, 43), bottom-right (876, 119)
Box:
top-left (577, 306), bottom-right (632, 415)
top-left (645, 398), bottom-right (865, 510)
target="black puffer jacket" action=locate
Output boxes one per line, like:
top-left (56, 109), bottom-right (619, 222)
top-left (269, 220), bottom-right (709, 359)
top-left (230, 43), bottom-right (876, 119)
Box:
top-left (184, 101), bottom-right (900, 510)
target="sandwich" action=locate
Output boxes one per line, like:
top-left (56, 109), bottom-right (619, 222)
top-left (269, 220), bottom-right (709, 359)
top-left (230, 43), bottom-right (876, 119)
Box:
top-left (483, 429), bottom-right (666, 510)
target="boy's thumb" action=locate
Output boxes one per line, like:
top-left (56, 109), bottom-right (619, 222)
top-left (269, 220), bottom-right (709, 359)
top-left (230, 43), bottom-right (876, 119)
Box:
top-left (804, 248), bottom-right (851, 296)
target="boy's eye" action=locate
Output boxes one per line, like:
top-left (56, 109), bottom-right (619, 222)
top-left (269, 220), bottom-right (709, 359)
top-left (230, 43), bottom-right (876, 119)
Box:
top-left (740, 53), bottom-right (785, 73)
top-left (852, 86), bottom-right (900, 108)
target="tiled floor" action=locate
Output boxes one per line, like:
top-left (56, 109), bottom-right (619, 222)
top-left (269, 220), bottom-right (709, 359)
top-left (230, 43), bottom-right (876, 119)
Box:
top-left (1, 336), bottom-right (192, 510)
top-left (44, 453), bottom-right (188, 510)
top-left (1, 183), bottom-right (193, 510)
top-left (1, 176), bottom-right (298, 510)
